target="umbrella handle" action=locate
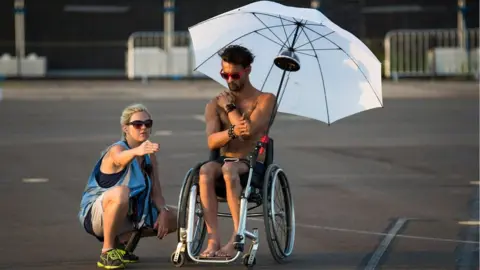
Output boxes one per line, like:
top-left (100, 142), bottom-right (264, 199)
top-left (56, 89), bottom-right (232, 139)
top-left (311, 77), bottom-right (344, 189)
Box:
top-left (248, 135), bottom-right (269, 168)
top-left (258, 135), bottom-right (269, 155)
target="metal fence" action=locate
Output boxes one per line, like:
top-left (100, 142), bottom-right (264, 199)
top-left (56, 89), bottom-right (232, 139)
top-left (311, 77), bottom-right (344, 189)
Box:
top-left (384, 28), bottom-right (480, 79)
top-left (2, 29), bottom-right (479, 79)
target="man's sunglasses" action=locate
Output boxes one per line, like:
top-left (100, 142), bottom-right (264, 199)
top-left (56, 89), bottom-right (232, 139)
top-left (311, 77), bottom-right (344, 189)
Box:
top-left (127, 119), bottom-right (153, 129)
top-left (220, 69), bottom-right (245, 80)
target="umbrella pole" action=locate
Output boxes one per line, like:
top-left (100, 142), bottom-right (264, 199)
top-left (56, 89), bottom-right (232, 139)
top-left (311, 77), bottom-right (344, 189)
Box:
top-left (235, 23), bottom-right (302, 254)
top-left (247, 69), bottom-right (287, 168)
top-left (267, 69), bottom-right (287, 135)
top-left (236, 69), bottom-right (287, 253)
top-left (247, 23), bottom-right (302, 165)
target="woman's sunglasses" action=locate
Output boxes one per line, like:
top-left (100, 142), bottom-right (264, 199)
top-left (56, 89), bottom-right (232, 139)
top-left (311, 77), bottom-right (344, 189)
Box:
top-left (127, 119), bottom-right (153, 129)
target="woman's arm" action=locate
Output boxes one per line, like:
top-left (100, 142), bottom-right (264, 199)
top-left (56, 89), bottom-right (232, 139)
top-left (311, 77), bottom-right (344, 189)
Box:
top-left (105, 144), bottom-right (140, 168)
top-left (149, 153), bottom-right (167, 209)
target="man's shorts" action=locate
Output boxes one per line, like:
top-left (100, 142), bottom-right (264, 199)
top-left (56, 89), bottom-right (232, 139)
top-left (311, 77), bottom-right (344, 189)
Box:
top-left (212, 156), bottom-right (266, 198)
top-left (84, 193), bottom-right (135, 240)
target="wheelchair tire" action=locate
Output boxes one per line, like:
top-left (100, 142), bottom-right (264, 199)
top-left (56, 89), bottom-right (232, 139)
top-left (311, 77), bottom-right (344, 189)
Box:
top-left (262, 164), bottom-right (295, 263)
top-left (177, 162), bottom-right (207, 259)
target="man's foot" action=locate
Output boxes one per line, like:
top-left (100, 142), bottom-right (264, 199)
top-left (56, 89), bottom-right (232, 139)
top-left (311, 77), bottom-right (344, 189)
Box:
top-left (199, 239), bottom-right (220, 258)
top-left (215, 242), bottom-right (236, 258)
top-left (97, 249), bottom-right (125, 269)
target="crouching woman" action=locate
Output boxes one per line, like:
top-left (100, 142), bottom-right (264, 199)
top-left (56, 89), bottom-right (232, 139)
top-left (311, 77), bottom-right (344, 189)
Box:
top-left (78, 103), bottom-right (177, 269)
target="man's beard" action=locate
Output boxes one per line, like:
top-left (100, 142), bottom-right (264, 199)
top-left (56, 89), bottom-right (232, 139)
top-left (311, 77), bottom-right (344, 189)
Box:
top-left (228, 81), bottom-right (244, 92)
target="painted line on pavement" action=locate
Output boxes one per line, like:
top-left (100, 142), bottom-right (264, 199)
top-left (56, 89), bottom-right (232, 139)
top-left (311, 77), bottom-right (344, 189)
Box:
top-left (193, 115), bottom-right (205, 122)
top-left (303, 173), bottom-right (464, 180)
top-left (165, 205), bottom-right (479, 245)
top-left (364, 217), bottom-right (408, 270)
top-left (22, 178), bottom-right (49, 183)
top-left (458, 221), bottom-right (480, 226)
top-left (154, 130), bottom-right (173, 136)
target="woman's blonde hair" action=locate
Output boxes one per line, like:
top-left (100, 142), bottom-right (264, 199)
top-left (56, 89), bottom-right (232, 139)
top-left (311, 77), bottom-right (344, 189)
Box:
top-left (120, 103), bottom-right (151, 140)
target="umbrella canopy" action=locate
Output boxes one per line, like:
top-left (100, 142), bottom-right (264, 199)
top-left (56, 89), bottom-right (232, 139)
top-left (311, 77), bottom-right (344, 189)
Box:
top-left (188, 0), bottom-right (383, 125)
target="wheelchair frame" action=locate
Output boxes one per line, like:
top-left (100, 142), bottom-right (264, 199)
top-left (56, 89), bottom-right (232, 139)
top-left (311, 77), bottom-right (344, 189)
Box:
top-left (171, 137), bottom-right (296, 268)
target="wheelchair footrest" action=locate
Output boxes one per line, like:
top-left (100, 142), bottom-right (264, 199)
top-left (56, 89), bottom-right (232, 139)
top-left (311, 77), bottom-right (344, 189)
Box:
top-left (195, 256), bottom-right (232, 261)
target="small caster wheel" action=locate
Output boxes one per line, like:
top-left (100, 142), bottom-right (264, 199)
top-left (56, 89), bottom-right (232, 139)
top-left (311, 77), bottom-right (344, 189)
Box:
top-left (243, 254), bottom-right (256, 268)
top-left (171, 251), bottom-right (185, 267)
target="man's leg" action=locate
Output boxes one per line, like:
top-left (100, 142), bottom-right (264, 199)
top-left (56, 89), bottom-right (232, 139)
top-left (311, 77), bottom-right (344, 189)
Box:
top-left (216, 162), bottom-right (248, 257)
top-left (198, 161), bottom-right (223, 257)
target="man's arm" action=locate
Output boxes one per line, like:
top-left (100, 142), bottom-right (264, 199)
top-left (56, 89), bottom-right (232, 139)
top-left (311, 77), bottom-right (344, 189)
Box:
top-left (225, 106), bottom-right (244, 126)
top-left (205, 100), bottom-right (232, 150)
top-left (245, 93), bottom-right (276, 135)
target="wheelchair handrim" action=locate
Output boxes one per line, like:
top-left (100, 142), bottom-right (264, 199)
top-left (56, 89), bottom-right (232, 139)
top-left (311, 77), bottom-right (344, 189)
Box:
top-left (177, 164), bottom-right (207, 257)
top-left (263, 164), bottom-right (295, 261)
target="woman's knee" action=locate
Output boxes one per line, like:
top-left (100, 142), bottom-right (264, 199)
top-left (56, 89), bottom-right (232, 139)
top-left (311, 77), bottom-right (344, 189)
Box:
top-left (103, 186), bottom-right (130, 206)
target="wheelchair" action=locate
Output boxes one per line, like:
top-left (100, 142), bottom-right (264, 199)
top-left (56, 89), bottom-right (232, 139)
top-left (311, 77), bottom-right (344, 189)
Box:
top-left (170, 136), bottom-right (296, 268)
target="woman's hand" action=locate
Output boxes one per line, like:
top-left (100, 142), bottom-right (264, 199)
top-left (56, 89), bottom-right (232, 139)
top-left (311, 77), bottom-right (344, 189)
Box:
top-left (135, 140), bottom-right (160, 156)
top-left (153, 209), bottom-right (170, 239)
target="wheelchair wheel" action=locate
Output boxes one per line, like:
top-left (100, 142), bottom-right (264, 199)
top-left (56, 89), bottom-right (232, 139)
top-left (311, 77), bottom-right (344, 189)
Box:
top-left (262, 164), bottom-right (295, 263)
top-left (177, 163), bottom-right (207, 259)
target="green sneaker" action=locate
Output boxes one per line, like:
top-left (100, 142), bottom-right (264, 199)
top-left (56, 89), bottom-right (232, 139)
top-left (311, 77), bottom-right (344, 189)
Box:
top-left (97, 249), bottom-right (125, 269)
top-left (116, 248), bottom-right (139, 263)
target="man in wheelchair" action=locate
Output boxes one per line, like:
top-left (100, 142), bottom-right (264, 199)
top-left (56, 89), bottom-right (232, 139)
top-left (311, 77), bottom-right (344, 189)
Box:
top-left (198, 45), bottom-right (276, 258)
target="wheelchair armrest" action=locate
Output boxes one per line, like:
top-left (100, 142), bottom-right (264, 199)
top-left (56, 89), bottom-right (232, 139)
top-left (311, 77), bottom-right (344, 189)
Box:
top-left (264, 137), bottom-right (274, 166)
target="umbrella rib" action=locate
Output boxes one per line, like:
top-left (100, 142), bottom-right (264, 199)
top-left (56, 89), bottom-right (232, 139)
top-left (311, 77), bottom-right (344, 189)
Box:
top-left (295, 51), bottom-right (317, 57)
top-left (251, 12), bottom-right (297, 24)
top-left (188, 11), bottom-right (298, 31)
top-left (278, 15), bottom-right (291, 48)
top-left (304, 22), bottom-right (326, 27)
top-left (254, 31), bottom-right (285, 48)
top-left (302, 25), bottom-right (383, 107)
top-left (294, 31), bottom-right (335, 50)
top-left (296, 48), bottom-right (341, 52)
top-left (252, 13), bottom-right (288, 48)
top-left (193, 24), bottom-right (295, 72)
top-left (300, 26), bottom-right (331, 125)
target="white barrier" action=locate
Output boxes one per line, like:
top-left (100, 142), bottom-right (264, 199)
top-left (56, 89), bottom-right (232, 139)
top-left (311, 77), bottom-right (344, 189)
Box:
top-left (126, 31), bottom-right (205, 79)
top-left (384, 28), bottom-right (479, 79)
top-left (0, 53), bottom-right (47, 77)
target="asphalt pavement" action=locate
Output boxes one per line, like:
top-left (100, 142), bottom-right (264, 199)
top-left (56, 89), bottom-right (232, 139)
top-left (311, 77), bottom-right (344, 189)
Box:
top-left (0, 80), bottom-right (478, 270)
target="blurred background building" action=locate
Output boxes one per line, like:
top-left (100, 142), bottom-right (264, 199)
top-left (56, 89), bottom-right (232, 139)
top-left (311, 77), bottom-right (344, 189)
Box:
top-left (0, 0), bottom-right (478, 79)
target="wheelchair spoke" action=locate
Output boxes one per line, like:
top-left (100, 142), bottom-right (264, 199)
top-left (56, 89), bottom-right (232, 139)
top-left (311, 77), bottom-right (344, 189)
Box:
top-left (272, 181), bottom-right (289, 252)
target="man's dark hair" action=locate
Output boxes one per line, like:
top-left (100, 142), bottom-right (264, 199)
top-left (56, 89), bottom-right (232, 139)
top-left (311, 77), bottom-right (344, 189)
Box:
top-left (218, 45), bottom-right (255, 68)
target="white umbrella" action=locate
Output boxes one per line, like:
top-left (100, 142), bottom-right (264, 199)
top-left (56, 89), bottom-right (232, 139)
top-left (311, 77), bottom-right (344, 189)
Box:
top-left (188, 0), bottom-right (383, 126)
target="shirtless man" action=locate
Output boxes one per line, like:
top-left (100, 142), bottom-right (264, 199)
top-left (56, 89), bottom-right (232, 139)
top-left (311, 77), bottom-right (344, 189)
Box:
top-left (198, 45), bottom-right (276, 258)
